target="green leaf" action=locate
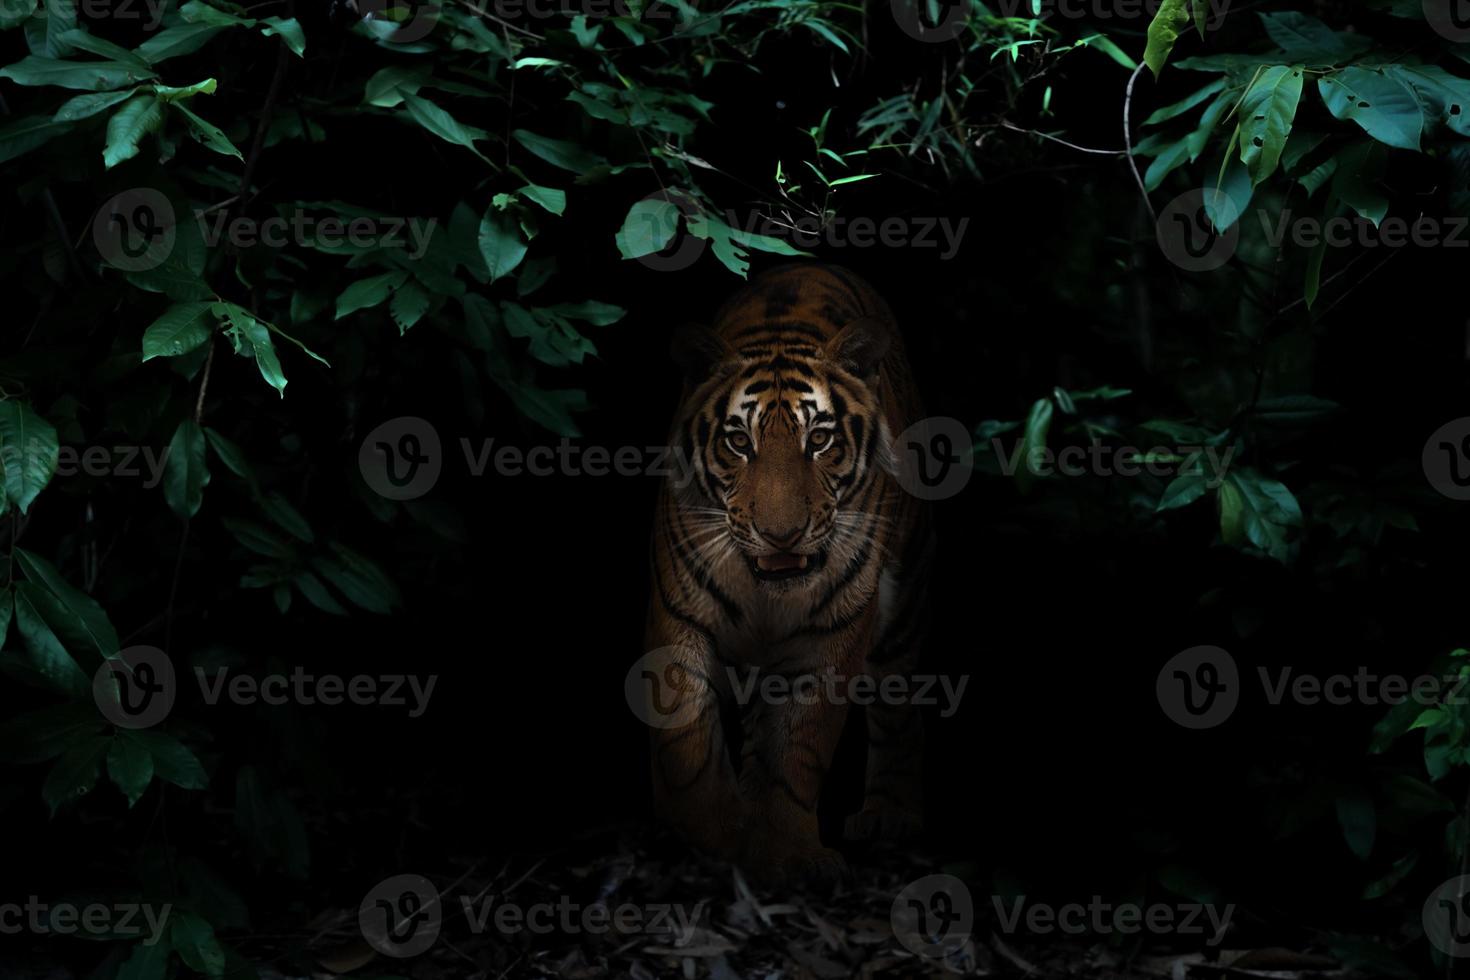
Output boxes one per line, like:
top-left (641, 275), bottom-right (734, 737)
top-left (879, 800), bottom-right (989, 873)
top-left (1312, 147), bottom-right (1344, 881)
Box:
top-left (1319, 68), bottom-right (1423, 151)
top-left (164, 419), bottom-right (210, 518)
top-left (142, 301), bottom-right (215, 360)
top-left (42, 734), bottom-right (109, 813)
top-left (136, 23), bottom-right (224, 63)
top-left (1238, 66), bottom-right (1303, 185)
top-left (478, 206), bottom-right (528, 282)
top-left (1217, 469), bottom-right (1301, 563)
top-left (107, 735), bottom-right (155, 807)
top-left (335, 270), bottom-right (408, 319)
top-left (260, 491), bottom-right (312, 542)
top-left (221, 517), bottom-right (292, 557)
top-left (153, 77), bottom-right (217, 101)
top-left (363, 65), bottom-right (426, 107)
top-left (174, 102), bottom-right (243, 158)
top-left (0, 703), bottom-right (107, 763)
top-left (53, 87), bottom-right (136, 121)
top-left (1259, 11), bottom-right (1370, 62)
top-left (616, 198), bottom-right (681, 259)
top-left (685, 209), bottom-right (807, 278)
top-left (519, 183), bottom-right (566, 215)
top-left (128, 729), bottom-right (208, 788)
top-left (0, 400), bottom-right (59, 514)
top-left (1331, 141), bottom-right (1389, 226)
top-left (1410, 708), bottom-right (1446, 731)
top-left (311, 542), bottom-right (401, 614)
top-left (127, 204), bottom-right (211, 301)
top-left (513, 127), bottom-right (607, 172)
top-left (1143, 0), bottom-right (1192, 78)
top-left (204, 427), bottom-right (255, 483)
top-left (116, 938), bottom-right (172, 980)
top-left (1391, 64), bottom-right (1470, 138)
top-left (401, 92), bottom-right (491, 163)
top-left (1336, 789), bottom-right (1376, 859)
top-left (170, 912), bottom-right (226, 977)
top-left (13, 584), bottom-right (89, 696)
top-left (1076, 33), bottom-right (1137, 71)
top-left (1158, 474), bottom-right (1209, 511)
top-left (1015, 397), bottom-right (1054, 496)
top-left (1143, 77), bottom-right (1227, 125)
top-left (0, 0), bottom-right (36, 28)
top-left (259, 15), bottom-right (305, 56)
top-left (292, 570), bottom-right (347, 615)
top-left (0, 113), bottom-right (69, 164)
top-left (389, 279), bottom-right (432, 333)
top-left (0, 55), bottom-right (155, 90)
top-left (1144, 137), bottom-right (1191, 191)
top-left (15, 548), bottom-right (120, 661)
top-left (215, 303), bottom-right (287, 396)
top-left (1361, 851), bottom-right (1419, 900)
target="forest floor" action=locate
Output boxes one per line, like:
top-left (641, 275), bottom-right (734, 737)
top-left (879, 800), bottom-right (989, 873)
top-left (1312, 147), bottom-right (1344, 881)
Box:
top-left (275, 826), bottom-right (1361, 980)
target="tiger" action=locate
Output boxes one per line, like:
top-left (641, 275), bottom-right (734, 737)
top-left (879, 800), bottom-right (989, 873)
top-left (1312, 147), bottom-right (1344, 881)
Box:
top-left (641, 262), bottom-right (934, 886)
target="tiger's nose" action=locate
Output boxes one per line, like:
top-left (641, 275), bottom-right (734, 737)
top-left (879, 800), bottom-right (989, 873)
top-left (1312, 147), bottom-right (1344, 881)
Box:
top-left (758, 525), bottom-right (805, 549)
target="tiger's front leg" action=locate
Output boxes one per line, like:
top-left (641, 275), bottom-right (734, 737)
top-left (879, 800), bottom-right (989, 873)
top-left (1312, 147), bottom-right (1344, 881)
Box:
top-left (736, 610), bottom-right (876, 886)
top-left (642, 636), bottom-right (746, 860)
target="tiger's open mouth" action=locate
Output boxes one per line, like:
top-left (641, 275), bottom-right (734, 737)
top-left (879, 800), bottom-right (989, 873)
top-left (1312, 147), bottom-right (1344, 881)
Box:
top-left (750, 549), bottom-right (826, 582)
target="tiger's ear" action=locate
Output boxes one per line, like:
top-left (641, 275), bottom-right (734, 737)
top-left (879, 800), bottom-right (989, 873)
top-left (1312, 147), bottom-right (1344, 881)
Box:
top-left (824, 317), bottom-right (890, 378)
top-left (670, 324), bottom-right (735, 382)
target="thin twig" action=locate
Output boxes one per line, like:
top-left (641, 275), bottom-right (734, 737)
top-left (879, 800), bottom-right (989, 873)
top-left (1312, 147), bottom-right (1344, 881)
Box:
top-left (998, 120), bottom-right (1125, 156)
top-left (1122, 62), bottom-right (1157, 224)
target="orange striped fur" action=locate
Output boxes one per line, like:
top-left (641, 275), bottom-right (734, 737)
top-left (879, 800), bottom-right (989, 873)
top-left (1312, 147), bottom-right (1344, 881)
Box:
top-left (644, 264), bottom-right (933, 885)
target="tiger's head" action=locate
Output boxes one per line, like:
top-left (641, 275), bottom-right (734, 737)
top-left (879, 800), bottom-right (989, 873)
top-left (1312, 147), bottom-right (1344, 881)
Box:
top-left (671, 318), bottom-right (895, 588)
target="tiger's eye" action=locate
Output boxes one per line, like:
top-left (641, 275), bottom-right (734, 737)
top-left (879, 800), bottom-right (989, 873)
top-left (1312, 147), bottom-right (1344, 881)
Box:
top-left (809, 429), bottom-right (831, 449)
top-left (727, 432), bottom-right (752, 452)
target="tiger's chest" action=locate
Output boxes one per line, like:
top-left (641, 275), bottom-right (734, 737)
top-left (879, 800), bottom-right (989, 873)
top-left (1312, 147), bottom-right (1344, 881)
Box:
top-left (704, 558), bottom-right (884, 669)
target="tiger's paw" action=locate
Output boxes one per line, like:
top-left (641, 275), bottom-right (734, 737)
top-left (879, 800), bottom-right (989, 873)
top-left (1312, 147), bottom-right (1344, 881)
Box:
top-left (843, 803), bottom-right (924, 842)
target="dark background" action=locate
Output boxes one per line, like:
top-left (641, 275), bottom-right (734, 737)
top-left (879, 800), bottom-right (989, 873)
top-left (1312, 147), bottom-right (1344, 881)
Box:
top-left (4, 2), bottom-right (1470, 973)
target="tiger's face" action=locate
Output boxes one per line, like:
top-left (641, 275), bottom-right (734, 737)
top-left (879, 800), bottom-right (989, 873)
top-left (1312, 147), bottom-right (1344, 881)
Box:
top-left (674, 319), bottom-right (893, 589)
